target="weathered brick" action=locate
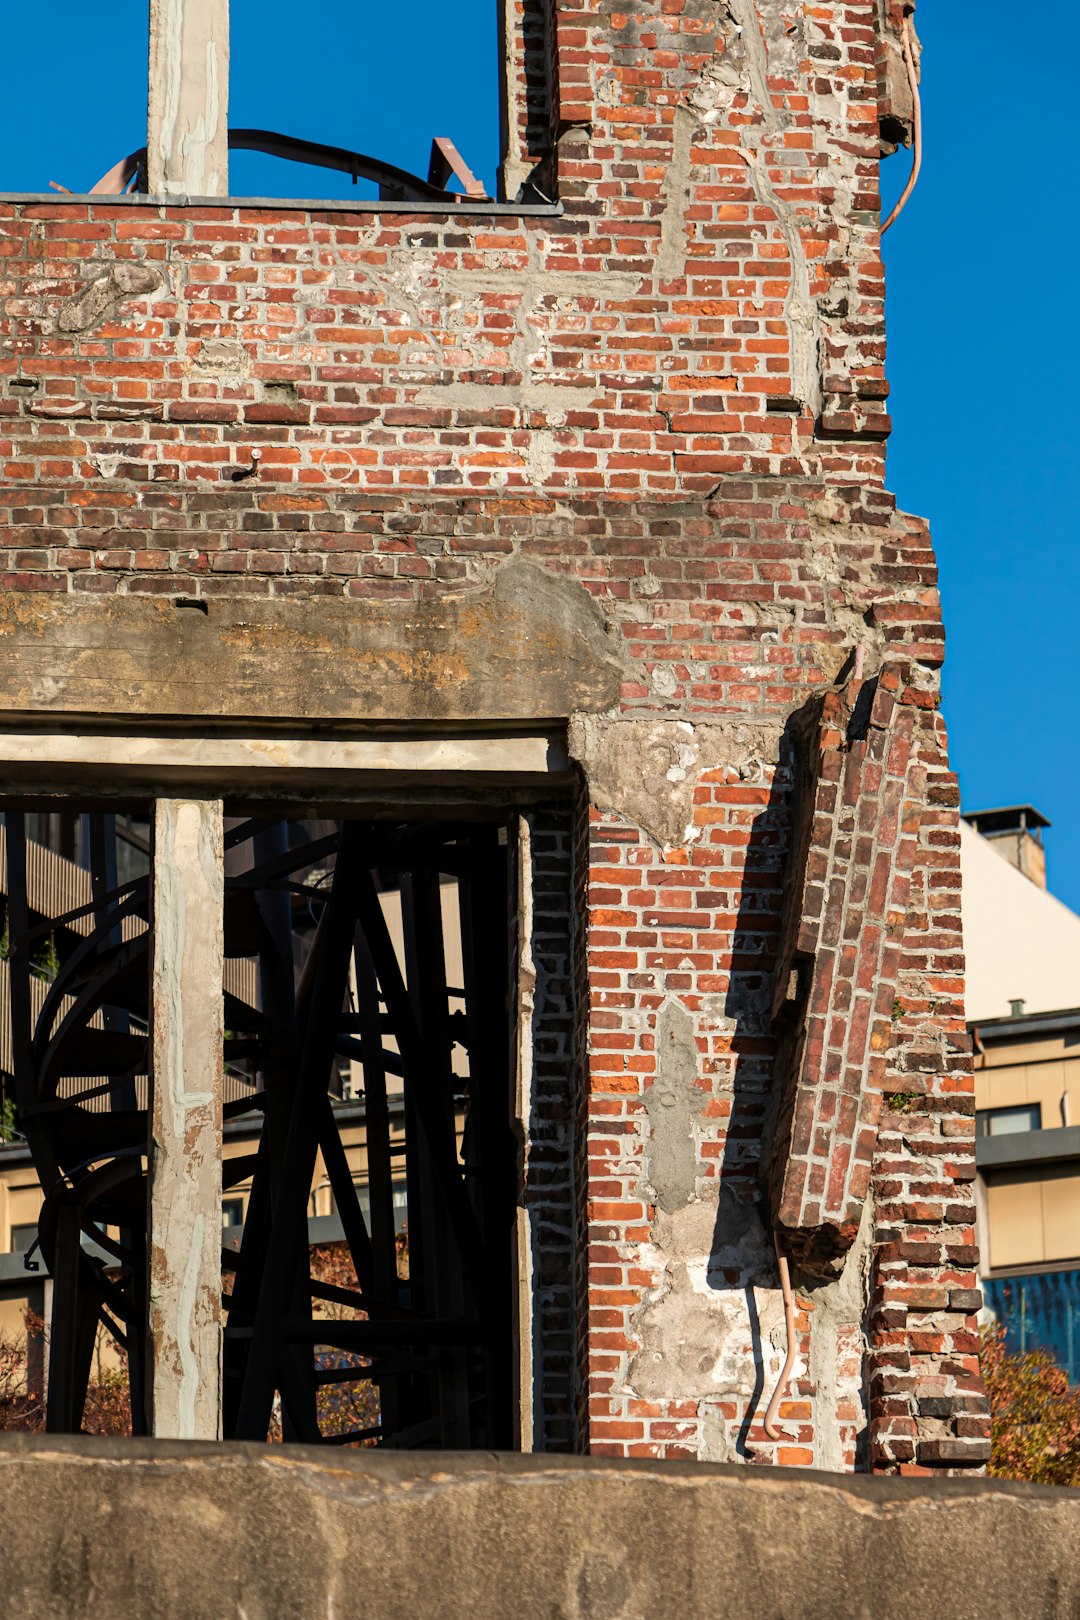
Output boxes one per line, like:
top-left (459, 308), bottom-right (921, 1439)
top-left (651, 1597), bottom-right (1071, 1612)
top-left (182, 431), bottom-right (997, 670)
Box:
top-left (0, 0), bottom-right (982, 1482)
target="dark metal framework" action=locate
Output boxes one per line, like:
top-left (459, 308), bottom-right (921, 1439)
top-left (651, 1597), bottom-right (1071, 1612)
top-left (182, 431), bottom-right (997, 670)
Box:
top-left (80, 131), bottom-right (488, 201)
top-left (3, 809), bottom-right (518, 1448)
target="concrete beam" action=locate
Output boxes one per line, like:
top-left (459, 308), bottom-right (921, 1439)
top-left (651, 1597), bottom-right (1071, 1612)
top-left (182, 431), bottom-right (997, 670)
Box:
top-left (977, 1123), bottom-right (1080, 1172)
top-left (0, 731), bottom-right (569, 787)
top-left (148, 0), bottom-right (230, 197)
top-left (0, 569), bottom-right (626, 724)
top-left (148, 797), bottom-right (224, 1440)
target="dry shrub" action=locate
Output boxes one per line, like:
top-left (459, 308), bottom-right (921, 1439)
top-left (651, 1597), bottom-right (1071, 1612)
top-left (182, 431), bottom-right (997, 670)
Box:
top-left (308, 1242), bottom-right (380, 1444)
top-left (0, 1236), bottom-right (409, 1445)
top-left (982, 1324), bottom-right (1080, 1487)
top-left (0, 1309), bottom-right (130, 1436)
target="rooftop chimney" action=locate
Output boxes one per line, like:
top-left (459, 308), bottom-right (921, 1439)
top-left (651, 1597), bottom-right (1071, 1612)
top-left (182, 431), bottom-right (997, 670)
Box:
top-left (962, 805), bottom-right (1050, 889)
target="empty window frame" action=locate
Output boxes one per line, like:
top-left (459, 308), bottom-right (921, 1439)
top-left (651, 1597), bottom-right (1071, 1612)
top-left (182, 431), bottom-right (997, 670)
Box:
top-left (0, 798), bottom-right (544, 1451)
top-left (4, 2), bottom-right (558, 204)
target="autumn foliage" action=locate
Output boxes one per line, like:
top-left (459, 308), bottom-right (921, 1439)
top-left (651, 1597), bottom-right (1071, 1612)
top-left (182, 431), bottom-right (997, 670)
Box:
top-left (0, 1310), bottom-right (130, 1436)
top-left (0, 1240), bottom-right (405, 1443)
top-left (304, 1241), bottom-right (382, 1445)
top-left (982, 1325), bottom-right (1080, 1487)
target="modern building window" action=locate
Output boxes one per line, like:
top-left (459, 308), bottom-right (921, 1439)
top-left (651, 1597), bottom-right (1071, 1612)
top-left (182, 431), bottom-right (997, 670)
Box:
top-left (222, 1200), bottom-right (244, 1230)
top-left (9, 1223), bottom-right (38, 1255)
top-left (977, 1104), bottom-right (1042, 1137)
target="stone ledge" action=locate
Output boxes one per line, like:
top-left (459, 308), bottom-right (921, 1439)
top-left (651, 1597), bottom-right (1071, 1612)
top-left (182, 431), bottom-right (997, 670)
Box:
top-left (0, 1436), bottom-right (1076, 1619)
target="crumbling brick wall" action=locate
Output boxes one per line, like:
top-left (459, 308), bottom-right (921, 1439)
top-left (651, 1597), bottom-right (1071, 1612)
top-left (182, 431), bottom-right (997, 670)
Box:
top-left (0, 0), bottom-right (988, 1471)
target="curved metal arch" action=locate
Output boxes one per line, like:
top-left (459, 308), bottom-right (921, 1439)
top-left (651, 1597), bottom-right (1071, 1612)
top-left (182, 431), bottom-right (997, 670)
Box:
top-left (87, 130), bottom-right (487, 201)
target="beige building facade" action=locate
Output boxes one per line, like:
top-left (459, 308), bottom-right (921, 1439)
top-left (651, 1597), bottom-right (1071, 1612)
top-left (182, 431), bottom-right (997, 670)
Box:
top-left (964, 808), bottom-right (1080, 1374)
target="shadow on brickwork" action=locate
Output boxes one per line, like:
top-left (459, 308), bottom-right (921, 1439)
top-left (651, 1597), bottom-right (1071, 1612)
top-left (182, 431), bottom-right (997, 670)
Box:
top-left (708, 713), bottom-right (799, 1458)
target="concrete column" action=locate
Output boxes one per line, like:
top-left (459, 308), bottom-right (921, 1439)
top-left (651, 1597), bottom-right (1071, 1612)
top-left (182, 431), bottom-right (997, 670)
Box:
top-left (512, 814), bottom-right (537, 1451)
top-left (148, 0), bottom-right (230, 197)
top-left (148, 797), bottom-right (224, 1440)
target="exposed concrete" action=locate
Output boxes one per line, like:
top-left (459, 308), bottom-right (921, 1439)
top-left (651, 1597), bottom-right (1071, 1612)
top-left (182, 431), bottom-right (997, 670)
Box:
top-left (499, 0), bottom-right (528, 201)
top-left (0, 731), bottom-right (568, 792)
top-left (0, 563), bottom-right (626, 724)
top-left (808, 1197), bottom-right (873, 1472)
top-left (657, 108), bottom-right (694, 285)
top-left (728, 0), bottom-right (785, 136)
top-left (514, 811), bottom-right (538, 1451)
top-left (55, 262), bottom-right (164, 335)
top-left (569, 717), bottom-right (782, 849)
top-left (686, 6), bottom-right (751, 123)
top-left (148, 0), bottom-right (229, 197)
top-left (630, 1188), bottom-right (785, 1409)
top-left (629, 903), bottom-right (790, 1437)
top-left (149, 798), bottom-right (224, 1440)
top-left (734, 141), bottom-right (820, 416)
top-left (879, 8), bottom-right (921, 154)
top-left (0, 1438), bottom-right (1075, 1618)
top-left (644, 1001), bottom-right (701, 1216)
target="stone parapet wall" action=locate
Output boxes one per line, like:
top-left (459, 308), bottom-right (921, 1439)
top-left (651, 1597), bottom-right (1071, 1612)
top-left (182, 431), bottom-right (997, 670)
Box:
top-left (0, 1438), bottom-right (1071, 1619)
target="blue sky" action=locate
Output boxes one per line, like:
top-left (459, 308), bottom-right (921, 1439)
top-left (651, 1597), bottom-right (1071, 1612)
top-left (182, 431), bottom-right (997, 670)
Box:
top-left (6, 5), bottom-right (1079, 903)
top-left (2, 3), bottom-right (500, 199)
top-left (883, 6), bottom-right (1080, 906)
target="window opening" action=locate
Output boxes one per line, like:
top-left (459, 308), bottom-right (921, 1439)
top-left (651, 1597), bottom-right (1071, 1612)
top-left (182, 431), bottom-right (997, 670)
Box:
top-left (977, 1104), bottom-right (1042, 1138)
top-left (226, 0), bottom-right (500, 201)
top-left (1, 803), bottom-right (154, 1434)
top-left (5, 3), bottom-right (502, 203)
top-left (0, 806), bottom-right (520, 1450)
top-left (9, 1223), bottom-right (39, 1255)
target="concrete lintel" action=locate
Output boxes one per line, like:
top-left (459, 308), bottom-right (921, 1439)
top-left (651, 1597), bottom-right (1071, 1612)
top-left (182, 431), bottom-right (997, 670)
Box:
top-left (0, 576), bottom-right (625, 725)
top-left (148, 796), bottom-right (224, 1440)
top-left (0, 731), bottom-right (568, 787)
top-left (148, 0), bottom-right (229, 197)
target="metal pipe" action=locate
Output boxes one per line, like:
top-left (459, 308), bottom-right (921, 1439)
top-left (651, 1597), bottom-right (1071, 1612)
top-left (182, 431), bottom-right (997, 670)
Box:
top-left (763, 1230), bottom-right (797, 1441)
top-left (881, 16), bottom-right (922, 235)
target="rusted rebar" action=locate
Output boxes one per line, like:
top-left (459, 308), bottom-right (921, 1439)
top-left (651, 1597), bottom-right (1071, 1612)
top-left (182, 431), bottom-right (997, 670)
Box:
top-left (882, 16), bottom-right (922, 235)
top-left (763, 1231), bottom-right (797, 1441)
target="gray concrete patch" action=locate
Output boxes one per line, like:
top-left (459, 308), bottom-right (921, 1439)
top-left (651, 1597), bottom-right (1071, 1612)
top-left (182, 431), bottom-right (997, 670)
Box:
top-left (56, 263), bottom-right (165, 334)
top-left (568, 717), bottom-right (782, 849)
top-left (629, 1192), bottom-right (785, 1405)
top-left (644, 1000), bottom-right (701, 1215)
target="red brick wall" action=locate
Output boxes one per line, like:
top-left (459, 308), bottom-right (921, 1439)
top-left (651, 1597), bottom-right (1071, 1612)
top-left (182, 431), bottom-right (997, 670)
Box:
top-left (0, 0), bottom-right (988, 1471)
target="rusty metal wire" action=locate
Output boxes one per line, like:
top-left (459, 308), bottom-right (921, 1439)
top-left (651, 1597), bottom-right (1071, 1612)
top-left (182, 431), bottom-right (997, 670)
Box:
top-left (882, 17), bottom-right (923, 235)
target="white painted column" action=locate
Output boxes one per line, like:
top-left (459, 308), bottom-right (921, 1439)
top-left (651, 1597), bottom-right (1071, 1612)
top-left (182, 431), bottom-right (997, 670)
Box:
top-left (513, 813), bottom-right (536, 1451)
top-left (148, 797), bottom-right (224, 1439)
top-left (148, 0), bottom-right (230, 197)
